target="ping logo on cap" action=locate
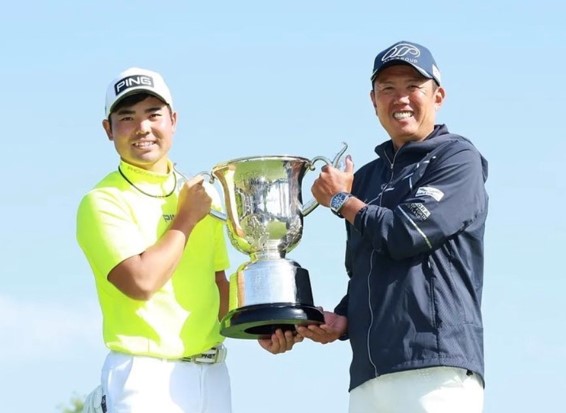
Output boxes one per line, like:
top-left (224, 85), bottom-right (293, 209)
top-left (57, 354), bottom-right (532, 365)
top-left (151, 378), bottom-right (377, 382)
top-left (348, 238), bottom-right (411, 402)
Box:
top-left (382, 43), bottom-right (420, 63)
top-left (114, 75), bottom-right (154, 96)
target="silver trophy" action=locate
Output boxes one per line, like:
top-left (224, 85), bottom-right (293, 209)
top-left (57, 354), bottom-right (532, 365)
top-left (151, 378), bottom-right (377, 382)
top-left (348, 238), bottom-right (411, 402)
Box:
top-left (205, 144), bottom-right (347, 339)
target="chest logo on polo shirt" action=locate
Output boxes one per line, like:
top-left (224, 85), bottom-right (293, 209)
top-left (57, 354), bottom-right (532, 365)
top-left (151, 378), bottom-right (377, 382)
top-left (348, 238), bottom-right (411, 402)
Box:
top-left (163, 214), bottom-right (175, 223)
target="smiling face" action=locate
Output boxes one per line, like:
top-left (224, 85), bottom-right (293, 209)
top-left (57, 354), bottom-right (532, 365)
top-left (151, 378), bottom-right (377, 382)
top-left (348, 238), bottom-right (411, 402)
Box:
top-left (102, 95), bottom-right (177, 173)
top-left (370, 64), bottom-right (445, 149)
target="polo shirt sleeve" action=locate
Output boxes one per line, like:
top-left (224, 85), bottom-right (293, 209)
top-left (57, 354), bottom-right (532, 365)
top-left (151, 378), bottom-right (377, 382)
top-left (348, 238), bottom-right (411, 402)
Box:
top-left (76, 189), bottom-right (146, 282)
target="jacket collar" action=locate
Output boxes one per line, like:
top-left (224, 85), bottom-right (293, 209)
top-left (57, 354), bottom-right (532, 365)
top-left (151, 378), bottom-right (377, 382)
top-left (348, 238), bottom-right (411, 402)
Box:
top-left (375, 124), bottom-right (450, 163)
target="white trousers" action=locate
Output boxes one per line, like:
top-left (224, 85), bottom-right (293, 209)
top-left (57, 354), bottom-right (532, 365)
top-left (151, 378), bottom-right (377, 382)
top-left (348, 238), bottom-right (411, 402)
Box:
top-left (349, 366), bottom-right (484, 413)
top-left (101, 351), bottom-right (232, 413)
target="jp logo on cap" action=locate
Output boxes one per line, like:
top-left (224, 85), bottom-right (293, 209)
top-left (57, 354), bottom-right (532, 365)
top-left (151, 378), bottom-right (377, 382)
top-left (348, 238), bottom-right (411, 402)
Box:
top-left (105, 67), bottom-right (174, 117)
top-left (370, 41), bottom-right (441, 85)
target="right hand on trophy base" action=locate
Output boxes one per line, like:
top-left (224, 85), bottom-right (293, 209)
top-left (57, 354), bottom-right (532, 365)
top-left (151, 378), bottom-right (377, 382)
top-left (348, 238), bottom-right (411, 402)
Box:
top-left (258, 328), bottom-right (304, 354)
top-left (296, 311), bottom-right (348, 344)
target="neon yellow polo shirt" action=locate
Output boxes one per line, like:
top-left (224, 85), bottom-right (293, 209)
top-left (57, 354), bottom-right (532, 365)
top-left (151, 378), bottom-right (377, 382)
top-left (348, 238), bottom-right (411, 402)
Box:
top-left (76, 160), bottom-right (230, 359)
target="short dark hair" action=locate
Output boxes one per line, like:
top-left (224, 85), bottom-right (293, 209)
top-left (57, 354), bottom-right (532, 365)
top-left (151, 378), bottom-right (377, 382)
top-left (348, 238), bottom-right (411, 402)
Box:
top-left (371, 75), bottom-right (440, 92)
top-left (108, 93), bottom-right (172, 124)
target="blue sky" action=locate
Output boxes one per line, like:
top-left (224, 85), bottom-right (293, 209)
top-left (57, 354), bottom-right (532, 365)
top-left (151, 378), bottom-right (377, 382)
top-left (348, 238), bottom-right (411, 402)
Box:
top-left (1, 1), bottom-right (564, 412)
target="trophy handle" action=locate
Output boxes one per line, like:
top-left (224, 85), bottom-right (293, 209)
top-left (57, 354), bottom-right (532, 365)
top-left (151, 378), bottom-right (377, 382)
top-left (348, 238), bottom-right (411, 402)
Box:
top-left (301, 142), bottom-right (349, 216)
top-left (331, 141), bottom-right (349, 171)
top-left (175, 167), bottom-right (227, 222)
top-left (198, 172), bottom-right (228, 221)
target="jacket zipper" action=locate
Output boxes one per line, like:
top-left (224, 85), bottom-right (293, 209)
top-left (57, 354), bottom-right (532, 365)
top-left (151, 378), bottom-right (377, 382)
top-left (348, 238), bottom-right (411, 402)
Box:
top-left (379, 149), bottom-right (398, 207)
top-left (366, 148), bottom-right (399, 377)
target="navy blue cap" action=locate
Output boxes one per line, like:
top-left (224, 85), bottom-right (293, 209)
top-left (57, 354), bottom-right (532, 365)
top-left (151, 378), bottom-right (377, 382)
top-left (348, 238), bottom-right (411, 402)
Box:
top-left (370, 41), bottom-right (441, 85)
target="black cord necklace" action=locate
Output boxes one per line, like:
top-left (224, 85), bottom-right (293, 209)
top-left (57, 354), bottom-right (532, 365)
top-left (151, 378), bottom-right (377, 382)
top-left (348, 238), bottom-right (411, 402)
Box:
top-left (118, 166), bottom-right (177, 198)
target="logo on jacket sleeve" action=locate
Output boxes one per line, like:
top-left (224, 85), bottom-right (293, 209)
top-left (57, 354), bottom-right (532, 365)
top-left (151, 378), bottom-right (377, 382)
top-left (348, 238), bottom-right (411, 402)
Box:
top-left (416, 186), bottom-right (444, 202)
top-left (406, 203), bottom-right (431, 220)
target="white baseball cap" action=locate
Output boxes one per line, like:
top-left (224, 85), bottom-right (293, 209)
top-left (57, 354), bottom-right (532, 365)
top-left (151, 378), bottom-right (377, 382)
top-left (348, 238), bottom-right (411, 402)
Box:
top-left (104, 67), bottom-right (174, 117)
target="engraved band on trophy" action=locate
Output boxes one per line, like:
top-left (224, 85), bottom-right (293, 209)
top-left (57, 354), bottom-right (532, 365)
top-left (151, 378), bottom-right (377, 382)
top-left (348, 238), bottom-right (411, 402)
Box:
top-left (205, 144), bottom-right (347, 339)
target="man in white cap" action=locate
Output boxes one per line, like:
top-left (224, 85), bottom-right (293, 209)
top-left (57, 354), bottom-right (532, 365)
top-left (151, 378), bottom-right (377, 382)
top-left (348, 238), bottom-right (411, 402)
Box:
top-left (78, 67), bottom-right (235, 412)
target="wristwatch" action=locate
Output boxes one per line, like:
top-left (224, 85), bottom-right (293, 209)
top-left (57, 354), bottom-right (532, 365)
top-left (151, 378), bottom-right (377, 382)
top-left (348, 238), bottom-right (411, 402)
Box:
top-left (329, 192), bottom-right (353, 217)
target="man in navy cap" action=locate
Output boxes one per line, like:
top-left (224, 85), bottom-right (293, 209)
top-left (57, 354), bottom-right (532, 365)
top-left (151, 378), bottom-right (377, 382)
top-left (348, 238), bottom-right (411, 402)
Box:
top-left (298, 40), bottom-right (489, 412)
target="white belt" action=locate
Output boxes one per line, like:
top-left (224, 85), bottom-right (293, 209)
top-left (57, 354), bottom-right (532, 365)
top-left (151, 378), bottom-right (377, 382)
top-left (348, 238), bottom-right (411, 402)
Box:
top-left (180, 344), bottom-right (227, 364)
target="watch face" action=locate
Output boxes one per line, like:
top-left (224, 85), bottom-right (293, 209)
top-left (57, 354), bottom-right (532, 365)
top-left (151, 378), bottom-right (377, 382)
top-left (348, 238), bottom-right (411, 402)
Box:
top-left (331, 192), bottom-right (346, 211)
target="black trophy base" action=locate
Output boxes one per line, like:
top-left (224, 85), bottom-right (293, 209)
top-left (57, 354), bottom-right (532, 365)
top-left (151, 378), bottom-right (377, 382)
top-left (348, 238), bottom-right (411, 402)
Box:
top-left (220, 303), bottom-right (324, 339)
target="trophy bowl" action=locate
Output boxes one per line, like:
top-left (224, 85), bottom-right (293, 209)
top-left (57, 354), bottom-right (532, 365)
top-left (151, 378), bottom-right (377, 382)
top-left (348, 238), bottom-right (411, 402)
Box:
top-left (209, 145), bottom-right (347, 339)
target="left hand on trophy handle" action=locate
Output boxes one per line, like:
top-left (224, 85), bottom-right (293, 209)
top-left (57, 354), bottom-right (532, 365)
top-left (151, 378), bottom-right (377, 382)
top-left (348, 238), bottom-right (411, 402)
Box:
top-left (311, 155), bottom-right (355, 207)
top-left (302, 142), bottom-right (350, 215)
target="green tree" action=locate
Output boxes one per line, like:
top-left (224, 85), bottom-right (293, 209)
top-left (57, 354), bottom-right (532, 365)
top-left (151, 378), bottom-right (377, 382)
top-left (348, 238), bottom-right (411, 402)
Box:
top-left (58, 393), bottom-right (84, 413)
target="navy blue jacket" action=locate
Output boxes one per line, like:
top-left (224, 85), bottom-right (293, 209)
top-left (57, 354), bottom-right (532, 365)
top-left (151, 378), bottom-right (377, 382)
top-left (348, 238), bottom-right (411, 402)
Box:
top-left (335, 124), bottom-right (488, 391)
